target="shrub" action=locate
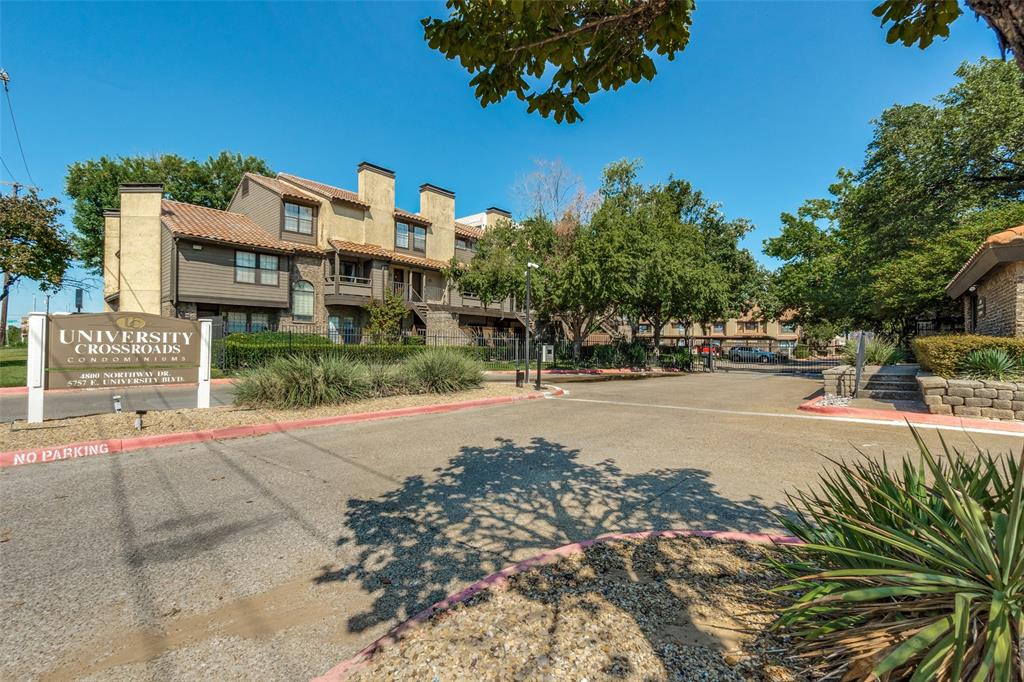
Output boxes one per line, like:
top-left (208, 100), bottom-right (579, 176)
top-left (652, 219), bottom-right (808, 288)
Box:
top-left (959, 347), bottom-right (1023, 380)
top-left (792, 344), bottom-right (810, 359)
top-left (233, 355), bottom-right (369, 409)
top-left (841, 338), bottom-right (906, 366)
top-left (363, 362), bottom-right (410, 398)
top-left (774, 430), bottom-right (1023, 681)
top-left (401, 347), bottom-right (483, 393)
top-left (913, 334), bottom-right (1024, 378)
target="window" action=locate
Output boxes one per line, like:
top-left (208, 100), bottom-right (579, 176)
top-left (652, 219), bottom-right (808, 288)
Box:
top-left (712, 322), bottom-right (725, 334)
top-left (236, 251), bottom-right (278, 285)
top-left (291, 280), bottom-right (314, 322)
top-left (250, 312), bottom-right (270, 332)
top-left (456, 237), bottom-right (476, 251)
top-left (638, 324), bottom-right (650, 333)
top-left (342, 261), bottom-right (361, 281)
top-left (235, 251), bottom-right (257, 283)
top-left (284, 202), bottom-right (313, 234)
top-left (741, 321), bottom-right (762, 333)
top-left (675, 323), bottom-right (686, 334)
top-left (781, 322), bottom-right (797, 333)
top-left (226, 311), bottom-right (247, 333)
top-left (259, 254), bottom-right (279, 285)
top-left (395, 222), bottom-right (426, 251)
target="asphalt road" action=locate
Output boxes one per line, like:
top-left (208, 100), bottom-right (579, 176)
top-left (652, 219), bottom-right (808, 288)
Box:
top-left (1, 373), bottom-right (1020, 681)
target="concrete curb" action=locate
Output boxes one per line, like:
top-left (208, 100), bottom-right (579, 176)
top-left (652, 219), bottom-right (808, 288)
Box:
top-left (798, 395), bottom-right (1024, 434)
top-left (0, 377), bottom-right (235, 396)
top-left (312, 528), bottom-right (802, 682)
top-left (0, 387), bottom-right (565, 469)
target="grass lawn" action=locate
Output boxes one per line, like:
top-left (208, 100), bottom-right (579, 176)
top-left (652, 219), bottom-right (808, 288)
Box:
top-left (0, 346), bottom-right (234, 388)
top-left (0, 346), bottom-right (28, 388)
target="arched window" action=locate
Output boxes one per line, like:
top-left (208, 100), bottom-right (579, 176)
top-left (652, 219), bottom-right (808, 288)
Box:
top-left (291, 280), bottom-right (314, 322)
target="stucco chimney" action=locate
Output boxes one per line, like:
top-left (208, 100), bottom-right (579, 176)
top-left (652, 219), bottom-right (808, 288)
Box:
top-left (116, 184), bottom-right (164, 314)
top-left (419, 183), bottom-right (456, 262)
top-left (484, 206), bottom-right (512, 227)
top-left (357, 162), bottom-right (396, 248)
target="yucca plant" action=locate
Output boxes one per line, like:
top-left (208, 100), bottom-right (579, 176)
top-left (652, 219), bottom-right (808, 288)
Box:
top-left (960, 348), bottom-right (1023, 381)
top-left (233, 355), bottom-right (369, 408)
top-left (400, 347), bottom-right (483, 393)
top-left (842, 338), bottom-right (908, 366)
top-left (773, 429), bottom-right (1023, 681)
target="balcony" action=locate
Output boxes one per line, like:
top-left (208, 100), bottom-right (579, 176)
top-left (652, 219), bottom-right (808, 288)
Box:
top-left (324, 274), bottom-right (373, 305)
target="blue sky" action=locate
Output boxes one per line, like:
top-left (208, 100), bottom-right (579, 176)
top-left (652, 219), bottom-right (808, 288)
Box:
top-left (1, 1), bottom-right (1003, 323)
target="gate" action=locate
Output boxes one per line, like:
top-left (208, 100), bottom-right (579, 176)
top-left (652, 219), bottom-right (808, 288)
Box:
top-left (686, 336), bottom-right (845, 374)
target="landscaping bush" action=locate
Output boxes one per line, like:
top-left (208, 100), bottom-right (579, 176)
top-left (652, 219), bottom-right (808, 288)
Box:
top-left (364, 362), bottom-right (410, 398)
top-left (774, 430), bottom-right (1023, 681)
top-left (233, 355), bottom-right (369, 409)
top-left (913, 334), bottom-right (1024, 378)
top-left (959, 347), bottom-right (1023, 380)
top-left (841, 338), bottom-right (906, 365)
top-left (401, 347), bottom-right (483, 393)
top-left (792, 344), bottom-right (810, 359)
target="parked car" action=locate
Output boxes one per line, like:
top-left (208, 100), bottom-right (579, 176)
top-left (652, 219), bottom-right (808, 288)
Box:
top-left (728, 346), bottom-right (782, 363)
top-left (696, 343), bottom-right (721, 356)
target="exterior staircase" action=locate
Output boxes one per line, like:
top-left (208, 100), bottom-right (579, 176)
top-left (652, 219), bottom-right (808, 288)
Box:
top-left (411, 301), bottom-right (432, 325)
top-left (856, 366), bottom-right (920, 401)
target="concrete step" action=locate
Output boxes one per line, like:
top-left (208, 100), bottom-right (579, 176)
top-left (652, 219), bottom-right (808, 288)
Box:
top-left (858, 389), bottom-right (922, 401)
top-left (861, 379), bottom-right (919, 391)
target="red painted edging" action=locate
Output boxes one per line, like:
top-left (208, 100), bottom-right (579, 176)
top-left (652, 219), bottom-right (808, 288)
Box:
top-left (798, 396), bottom-right (1024, 434)
top-left (313, 528), bottom-right (802, 682)
top-left (0, 387), bottom-right (565, 469)
top-left (0, 377), bottom-right (235, 396)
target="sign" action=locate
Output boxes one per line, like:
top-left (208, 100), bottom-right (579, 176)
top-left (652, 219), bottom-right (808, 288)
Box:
top-left (45, 312), bottom-right (200, 389)
top-left (541, 344), bottom-right (554, 363)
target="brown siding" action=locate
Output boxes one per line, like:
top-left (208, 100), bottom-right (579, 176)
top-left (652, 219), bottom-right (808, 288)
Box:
top-left (228, 178), bottom-right (282, 238)
top-left (160, 226), bottom-right (173, 302)
top-left (279, 200), bottom-right (318, 246)
top-left (175, 240), bottom-right (290, 307)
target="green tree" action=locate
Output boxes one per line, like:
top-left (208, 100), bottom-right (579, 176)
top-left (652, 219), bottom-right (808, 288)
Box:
top-left (65, 151), bottom-right (273, 273)
top-left (365, 290), bottom-right (408, 342)
top-left (1, 190), bottom-right (76, 344)
top-left (766, 59), bottom-right (1024, 337)
top-left (423, 1), bottom-right (1023, 123)
top-left (598, 160), bottom-right (734, 355)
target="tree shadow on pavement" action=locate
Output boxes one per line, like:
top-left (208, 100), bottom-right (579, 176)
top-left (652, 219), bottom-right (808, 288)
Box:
top-left (316, 436), bottom-right (790, 638)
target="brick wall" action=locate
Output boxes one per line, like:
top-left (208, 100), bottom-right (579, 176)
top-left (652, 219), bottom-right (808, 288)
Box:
top-left (917, 374), bottom-right (1024, 421)
top-left (973, 261), bottom-right (1024, 337)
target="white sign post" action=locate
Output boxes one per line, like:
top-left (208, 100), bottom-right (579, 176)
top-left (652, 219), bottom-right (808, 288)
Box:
top-left (26, 312), bottom-right (47, 423)
top-left (197, 318), bottom-right (212, 409)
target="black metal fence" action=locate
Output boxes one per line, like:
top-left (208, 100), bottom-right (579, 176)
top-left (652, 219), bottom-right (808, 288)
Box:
top-left (210, 321), bottom-right (848, 375)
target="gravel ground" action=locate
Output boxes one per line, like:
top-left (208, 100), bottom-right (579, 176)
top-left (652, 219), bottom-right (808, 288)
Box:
top-left (818, 394), bottom-right (850, 407)
top-left (348, 536), bottom-right (807, 682)
top-left (3, 384), bottom-right (528, 451)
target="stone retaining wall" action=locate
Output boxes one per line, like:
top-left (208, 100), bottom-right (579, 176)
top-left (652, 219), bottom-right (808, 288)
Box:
top-left (823, 365), bottom-right (856, 397)
top-left (917, 374), bottom-right (1024, 421)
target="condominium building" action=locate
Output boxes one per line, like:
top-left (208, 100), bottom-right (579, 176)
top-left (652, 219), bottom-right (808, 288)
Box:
top-left (636, 308), bottom-right (801, 349)
top-left (102, 162), bottom-right (523, 338)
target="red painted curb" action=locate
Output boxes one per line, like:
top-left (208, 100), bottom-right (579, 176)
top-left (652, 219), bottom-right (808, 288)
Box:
top-left (798, 396), bottom-right (1024, 433)
top-left (0, 388), bottom-right (564, 469)
top-left (312, 528), bottom-right (803, 682)
top-left (0, 377), bottom-right (235, 396)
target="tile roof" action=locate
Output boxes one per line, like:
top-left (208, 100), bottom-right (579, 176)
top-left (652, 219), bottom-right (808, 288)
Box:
top-left (277, 173), bottom-right (369, 209)
top-left (328, 239), bottom-right (449, 271)
top-left (947, 224), bottom-right (1024, 295)
top-left (394, 208), bottom-right (431, 227)
top-left (243, 173), bottom-right (320, 203)
top-left (454, 221), bottom-right (484, 240)
top-left (161, 200), bottom-right (322, 254)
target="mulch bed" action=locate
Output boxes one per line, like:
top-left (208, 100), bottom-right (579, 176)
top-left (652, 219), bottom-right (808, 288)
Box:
top-left (3, 384), bottom-right (528, 452)
top-left (347, 535), bottom-right (807, 682)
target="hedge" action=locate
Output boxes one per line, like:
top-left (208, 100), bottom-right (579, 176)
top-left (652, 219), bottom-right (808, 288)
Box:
top-left (911, 334), bottom-right (1024, 377)
top-left (221, 333), bottom-right (488, 370)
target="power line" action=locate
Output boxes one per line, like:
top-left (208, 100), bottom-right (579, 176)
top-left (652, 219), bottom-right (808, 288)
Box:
top-left (1, 69), bottom-right (37, 190)
top-left (0, 154), bottom-right (18, 184)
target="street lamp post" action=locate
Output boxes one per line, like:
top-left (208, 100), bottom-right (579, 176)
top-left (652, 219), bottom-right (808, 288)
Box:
top-left (524, 262), bottom-right (539, 383)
